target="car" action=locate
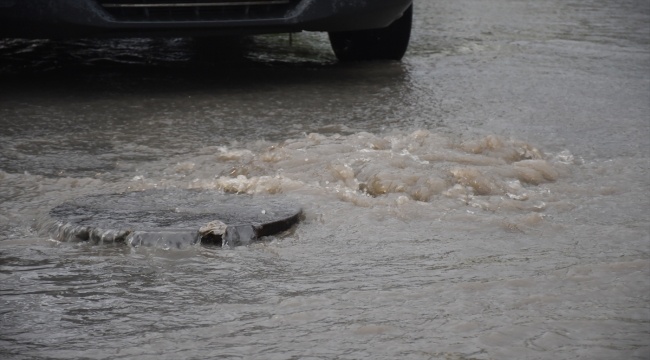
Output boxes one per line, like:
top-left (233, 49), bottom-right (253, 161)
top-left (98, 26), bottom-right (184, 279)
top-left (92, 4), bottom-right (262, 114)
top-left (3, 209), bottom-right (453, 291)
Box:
top-left (0, 0), bottom-right (413, 61)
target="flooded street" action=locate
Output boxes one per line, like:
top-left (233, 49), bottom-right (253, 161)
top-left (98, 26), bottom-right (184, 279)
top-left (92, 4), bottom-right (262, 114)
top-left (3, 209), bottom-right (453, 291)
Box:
top-left (1, 0), bottom-right (649, 358)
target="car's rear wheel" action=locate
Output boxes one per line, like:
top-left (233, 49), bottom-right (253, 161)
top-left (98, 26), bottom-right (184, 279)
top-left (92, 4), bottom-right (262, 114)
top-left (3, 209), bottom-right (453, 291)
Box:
top-left (328, 4), bottom-right (412, 61)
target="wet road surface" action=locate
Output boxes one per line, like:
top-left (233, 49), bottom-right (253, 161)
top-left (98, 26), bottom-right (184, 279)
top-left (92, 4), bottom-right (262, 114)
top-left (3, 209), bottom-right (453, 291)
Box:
top-left (1, 0), bottom-right (649, 359)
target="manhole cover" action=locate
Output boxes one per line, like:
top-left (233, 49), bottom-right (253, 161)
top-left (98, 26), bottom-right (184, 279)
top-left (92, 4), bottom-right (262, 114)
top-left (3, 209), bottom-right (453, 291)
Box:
top-left (44, 189), bottom-right (302, 249)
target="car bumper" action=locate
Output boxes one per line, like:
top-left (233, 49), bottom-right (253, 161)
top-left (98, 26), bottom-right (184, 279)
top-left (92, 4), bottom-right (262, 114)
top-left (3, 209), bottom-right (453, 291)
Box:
top-left (0, 0), bottom-right (413, 38)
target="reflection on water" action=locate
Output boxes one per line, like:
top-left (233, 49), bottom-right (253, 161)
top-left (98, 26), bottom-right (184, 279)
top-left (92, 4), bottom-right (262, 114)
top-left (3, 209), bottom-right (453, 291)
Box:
top-left (0, 34), bottom-right (334, 71)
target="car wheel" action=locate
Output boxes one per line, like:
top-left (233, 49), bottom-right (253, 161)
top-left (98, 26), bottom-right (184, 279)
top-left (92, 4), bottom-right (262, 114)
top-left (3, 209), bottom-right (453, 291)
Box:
top-left (328, 4), bottom-right (412, 61)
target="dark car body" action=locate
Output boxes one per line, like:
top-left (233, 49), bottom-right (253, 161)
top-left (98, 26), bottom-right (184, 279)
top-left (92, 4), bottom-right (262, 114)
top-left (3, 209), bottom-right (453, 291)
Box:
top-left (0, 0), bottom-right (413, 39)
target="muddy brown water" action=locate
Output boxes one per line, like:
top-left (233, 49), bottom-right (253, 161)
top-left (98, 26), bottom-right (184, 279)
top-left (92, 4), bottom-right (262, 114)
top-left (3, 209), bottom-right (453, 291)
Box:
top-left (1, 0), bottom-right (649, 359)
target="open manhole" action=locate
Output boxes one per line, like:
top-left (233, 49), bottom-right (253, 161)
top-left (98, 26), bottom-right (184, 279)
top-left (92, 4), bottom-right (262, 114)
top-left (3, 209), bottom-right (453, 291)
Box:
top-left (43, 189), bottom-right (302, 249)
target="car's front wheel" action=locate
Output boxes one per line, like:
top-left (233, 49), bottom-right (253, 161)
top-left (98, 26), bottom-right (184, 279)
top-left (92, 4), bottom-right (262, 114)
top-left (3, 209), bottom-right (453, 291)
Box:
top-left (328, 4), bottom-right (412, 61)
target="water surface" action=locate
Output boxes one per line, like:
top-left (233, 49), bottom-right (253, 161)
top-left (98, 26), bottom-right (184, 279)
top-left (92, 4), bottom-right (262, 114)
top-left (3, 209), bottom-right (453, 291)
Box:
top-left (1, 0), bottom-right (649, 359)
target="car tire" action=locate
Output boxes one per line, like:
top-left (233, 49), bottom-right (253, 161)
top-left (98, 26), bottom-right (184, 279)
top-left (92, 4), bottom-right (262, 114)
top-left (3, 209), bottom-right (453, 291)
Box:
top-left (328, 4), bottom-right (412, 62)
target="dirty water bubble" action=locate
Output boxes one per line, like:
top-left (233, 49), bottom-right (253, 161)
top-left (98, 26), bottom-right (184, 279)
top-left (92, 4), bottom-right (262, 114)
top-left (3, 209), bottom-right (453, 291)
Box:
top-left (42, 189), bottom-right (301, 249)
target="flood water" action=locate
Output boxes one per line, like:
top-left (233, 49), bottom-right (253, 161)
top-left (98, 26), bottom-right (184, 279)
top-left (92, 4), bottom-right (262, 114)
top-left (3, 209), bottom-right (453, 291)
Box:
top-left (1, 0), bottom-right (649, 359)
